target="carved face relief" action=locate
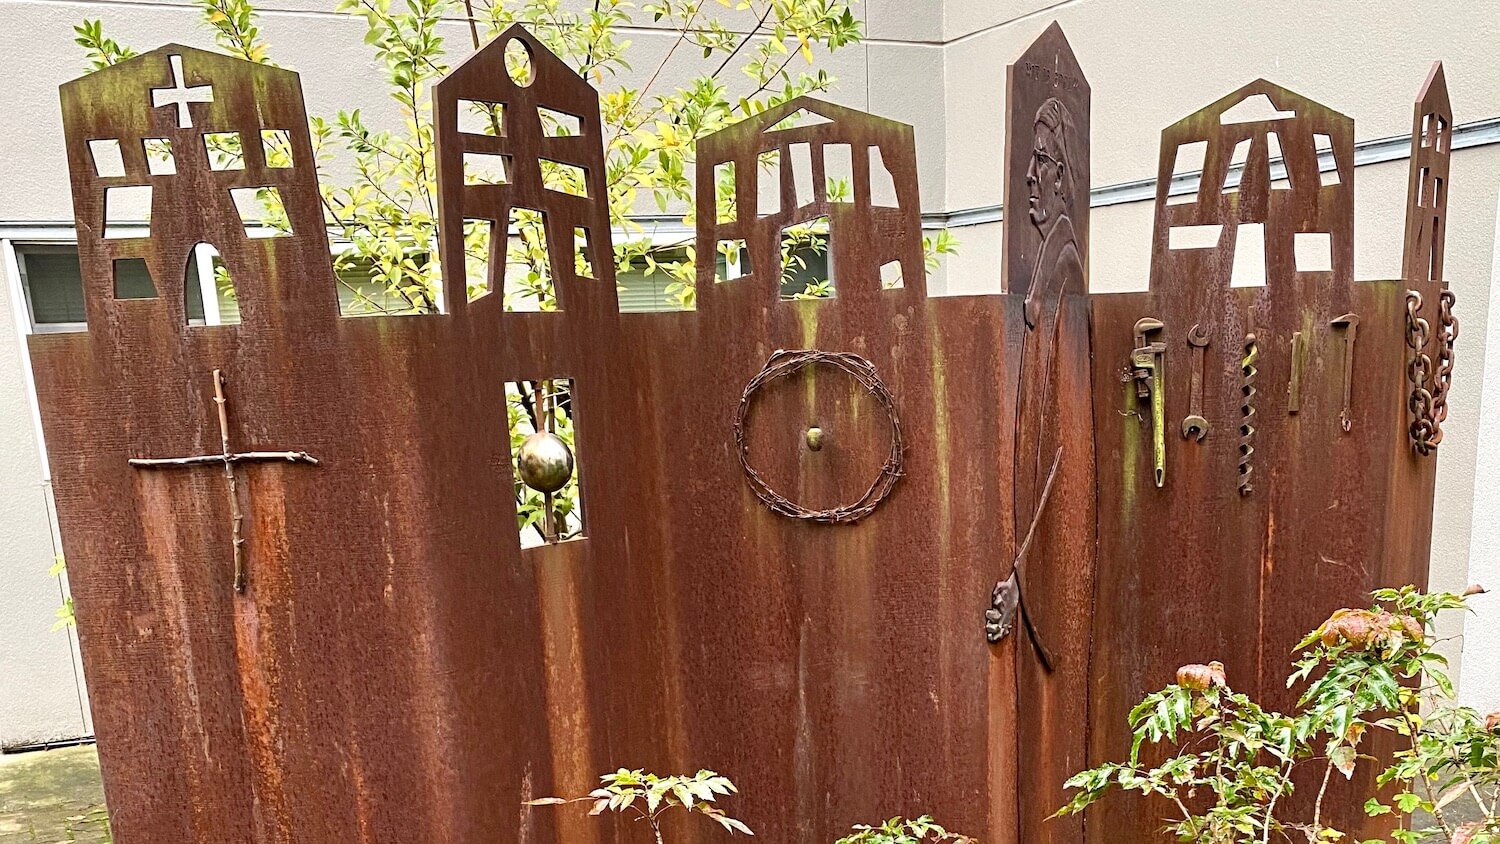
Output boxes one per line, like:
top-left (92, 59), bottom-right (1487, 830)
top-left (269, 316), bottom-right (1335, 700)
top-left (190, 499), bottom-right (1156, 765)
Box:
top-left (1027, 98), bottom-right (1072, 229)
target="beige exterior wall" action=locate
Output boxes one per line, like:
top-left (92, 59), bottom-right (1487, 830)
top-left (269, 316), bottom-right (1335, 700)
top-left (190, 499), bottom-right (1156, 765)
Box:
top-left (1, 0), bottom-right (1497, 743)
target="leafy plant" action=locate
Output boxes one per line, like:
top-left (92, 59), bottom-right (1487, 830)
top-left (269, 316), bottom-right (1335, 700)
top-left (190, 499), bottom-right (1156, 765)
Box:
top-left (526, 769), bottom-right (753, 842)
top-left (835, 815), bottom-right (977, 844)
top-left (49, 555), bottom-right (75, 630)
top-left (1056, 585), bottom-right (1497, 843)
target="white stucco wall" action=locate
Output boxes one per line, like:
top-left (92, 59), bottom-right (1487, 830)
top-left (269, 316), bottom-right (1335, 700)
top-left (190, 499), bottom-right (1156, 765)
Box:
top-left (0, 252), bottom-right (90, 748)
top-left (1, 0), bottom-right (1498, 744)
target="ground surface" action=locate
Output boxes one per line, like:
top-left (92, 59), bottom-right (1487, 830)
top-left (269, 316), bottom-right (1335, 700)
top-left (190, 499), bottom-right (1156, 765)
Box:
top-left (0, 745), bottom-right (109, 843)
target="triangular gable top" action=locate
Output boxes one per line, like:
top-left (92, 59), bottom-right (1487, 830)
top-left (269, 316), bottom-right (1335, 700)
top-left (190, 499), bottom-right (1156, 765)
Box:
top-left (442, 23), bottom-right (588, 90)
top-left (749, 95), bottom-right (906, 137)
top-left (1168, 78), bottom-right (1350, 134)
top-left (60, 43), bottom-right (297, 97)
top-left (1008, 20), bottom-right (1088, 92)
top-left (1415, 61), bottom-right (1451, 115)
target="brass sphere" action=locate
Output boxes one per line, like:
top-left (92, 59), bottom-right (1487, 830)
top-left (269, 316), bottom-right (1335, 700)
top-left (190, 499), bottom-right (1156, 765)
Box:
top-left (804, 426), bottom-right (826, 452)
top-left (517, 431), bottom-right (574, 493)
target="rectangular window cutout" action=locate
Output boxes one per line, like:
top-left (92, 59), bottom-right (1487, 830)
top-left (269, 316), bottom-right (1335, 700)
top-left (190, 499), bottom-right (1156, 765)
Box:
top-left (1229, 223), bottom-right (1267, 288)
top-left (880, 259), bottom-right (903, 290)
top-left (17, 247), bottom-right (87, 331)
top-left (615, 249), bottom-right (694, 313)
top-left (789, 142), bottom-right (814, 206)
top-left (457, 99), bottom-right (505, 136)
top-left (103, 185), bottom-right (152, 239)
top-left (204, 132), bottom-right (244, 171)
top-left (538, 106), bottom-right (582, 137)
top-left (715, 238), bottom-right (750, 282)
top-left (1166, 141), bottom-right (1207, 206)
top-left (334, 255), bottom-right (432, 317)
top-left (1294, 231), bottom-right (1332, 273)
top-left (779, 216), bottom-right (832, 300)
top-left (1436, 116), bottom-right (1448, 153)
top-left (572, 226), bottom-right (594, 279)
top-left (507, 378), bottom-right (584, 546)
top-left (229, 186), bottom-right (292, 238)
top-left (758, 150), bottom-right (781, 217)
top-left (540, 159), bottom-right (587, 197)
top-left (1314, 133), bottom-right (1339, 186)
top-left (1429, 220), bottom-right (1442, 282)
top-left (869, 145), bottom-right (898, 208)
top-left (261, 129), bottom-right (293, 168)
top-left (464, 152), bottom-right (510, 185)
top-left (143, 138), bottom-right (175, 175)
top-left (464, 218), bottom-right (495, 302)
top-left (1419, 167), bottom-right (1432, 206)
top-left (714, 161), bottom-right (737, 224)
top-left (505, 207), bottom-right (556, 311)
top-left (824, 143), bottom-right (853, 203)
top-left (1266, 131), bottom-right (1287, 189)
top-left (1422, 113), bottom-right (1436, 149)
top-left (1222, 138), bottom-right (1251, 194)
top-left (89, 139), bottom-right (125, 178)
top-left (1168, 224), bottom-right (1223, 250)
top-left (1171, 140), bottom-right (1207, 176)
top-left (113, 258), bottom-right (156, 299)
top-left (1433, 175), bottom-right (1446, 209)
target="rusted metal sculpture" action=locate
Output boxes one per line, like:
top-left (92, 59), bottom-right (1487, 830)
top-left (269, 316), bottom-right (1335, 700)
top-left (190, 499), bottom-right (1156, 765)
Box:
top-left (1088, 71), bottom-right (1448, 843)
top-left (734, 349), bottom-right (905, 523)
top-left (31, 23), bottom-right (1452, 844)
top-left (128, 368), bottom-right (319, 592)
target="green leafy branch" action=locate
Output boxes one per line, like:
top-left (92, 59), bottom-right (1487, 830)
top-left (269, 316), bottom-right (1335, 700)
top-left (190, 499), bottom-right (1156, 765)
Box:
top-left (526, 769), bottom-right (753, 842)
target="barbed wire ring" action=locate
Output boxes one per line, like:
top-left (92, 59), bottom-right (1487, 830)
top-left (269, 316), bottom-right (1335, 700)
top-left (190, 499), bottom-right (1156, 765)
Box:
top-left (734, 349), bottom-right (905, 524)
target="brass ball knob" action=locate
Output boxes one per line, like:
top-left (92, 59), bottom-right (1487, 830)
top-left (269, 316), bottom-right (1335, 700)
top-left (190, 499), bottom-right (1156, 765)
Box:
top-left (805, 426), bottom-right (825, 452)
top-left (516, 431), bottom-right (574, 493)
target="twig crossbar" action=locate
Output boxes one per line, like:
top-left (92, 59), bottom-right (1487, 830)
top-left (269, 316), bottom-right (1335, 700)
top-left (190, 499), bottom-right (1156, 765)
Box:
top-left (128, 369), bottom-right (319, 592)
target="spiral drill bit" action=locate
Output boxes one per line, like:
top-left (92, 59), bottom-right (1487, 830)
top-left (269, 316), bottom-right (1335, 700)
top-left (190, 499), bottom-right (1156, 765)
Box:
top-left (1238, 332), bottom-right (1259, 496)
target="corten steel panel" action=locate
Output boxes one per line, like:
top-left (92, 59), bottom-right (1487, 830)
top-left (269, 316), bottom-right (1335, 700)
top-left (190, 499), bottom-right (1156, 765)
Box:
top-left (1087, 75), bottom-right (1447, 843)
top-left (35, 24), bottom-right (1107, 844)
top-left (1000, 25), bottom-right (1096, 844)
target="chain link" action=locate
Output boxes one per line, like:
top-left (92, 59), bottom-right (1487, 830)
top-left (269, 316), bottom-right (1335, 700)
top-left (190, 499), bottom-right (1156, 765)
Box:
top-left (1407, 288), bottom-right (1458, 456)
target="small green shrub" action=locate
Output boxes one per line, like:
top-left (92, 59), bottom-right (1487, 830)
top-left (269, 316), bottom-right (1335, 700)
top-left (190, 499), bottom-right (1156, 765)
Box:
top-left (1056, 585), bottom-right (1497, 843)
top-left (526, 769), bottom-right (752, 842)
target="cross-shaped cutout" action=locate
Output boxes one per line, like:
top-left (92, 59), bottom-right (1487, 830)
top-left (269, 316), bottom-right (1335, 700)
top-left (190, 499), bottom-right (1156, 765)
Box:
top-left (152, 54), bottom-right (214, 129)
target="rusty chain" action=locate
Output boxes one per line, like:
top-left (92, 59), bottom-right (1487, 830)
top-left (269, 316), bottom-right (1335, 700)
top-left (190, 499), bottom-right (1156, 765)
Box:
top-left (1406, 289), bottom-right (1458, 456)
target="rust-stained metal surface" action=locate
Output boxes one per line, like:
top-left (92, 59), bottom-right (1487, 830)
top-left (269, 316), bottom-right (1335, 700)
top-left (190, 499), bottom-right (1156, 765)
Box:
top-left (32, 22), bottom-right (1449, 844)
top-left (999, 23), bottom-right (1097, 844)
top-left (1087, 76), bottom-right (1446, 843)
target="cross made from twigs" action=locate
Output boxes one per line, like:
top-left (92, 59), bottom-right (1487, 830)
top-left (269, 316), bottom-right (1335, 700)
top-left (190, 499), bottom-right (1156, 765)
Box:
top-left (129, 369), bottom-right (318, 593)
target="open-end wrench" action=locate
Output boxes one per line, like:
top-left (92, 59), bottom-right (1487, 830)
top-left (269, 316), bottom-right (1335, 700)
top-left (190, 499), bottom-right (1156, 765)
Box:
top-left (1182, 323), bottom-right (1210, 441)
top-left (1331, 313), bottom-right (1360, 432)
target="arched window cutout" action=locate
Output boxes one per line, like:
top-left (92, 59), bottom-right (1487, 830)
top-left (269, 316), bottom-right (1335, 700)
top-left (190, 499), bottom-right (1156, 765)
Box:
top-left (1220, 94), bottom-right (1295, 125)
top-left (183, 243), bottom-right (240, 325)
